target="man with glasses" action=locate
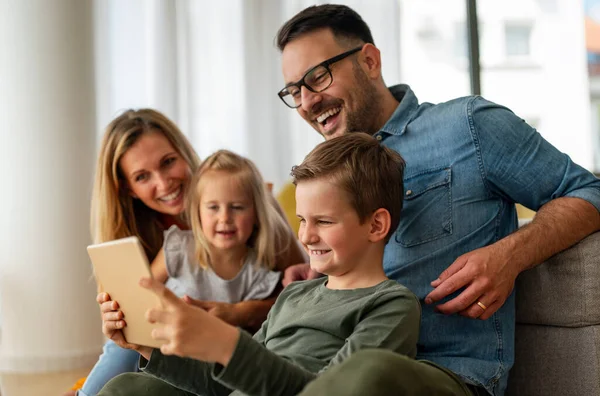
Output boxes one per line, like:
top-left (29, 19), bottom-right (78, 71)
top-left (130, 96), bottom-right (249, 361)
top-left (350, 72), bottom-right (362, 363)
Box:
top-left (277, 4), bottom-right (600, 396)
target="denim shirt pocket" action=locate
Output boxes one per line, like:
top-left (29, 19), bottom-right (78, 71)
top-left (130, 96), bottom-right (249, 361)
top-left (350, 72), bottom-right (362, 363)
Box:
top-left (395, 167), bottom-right (453, 247)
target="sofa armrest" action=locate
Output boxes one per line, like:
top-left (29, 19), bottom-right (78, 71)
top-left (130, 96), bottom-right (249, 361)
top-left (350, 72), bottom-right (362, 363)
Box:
top-left (515, 231), bottom-right (600, 327)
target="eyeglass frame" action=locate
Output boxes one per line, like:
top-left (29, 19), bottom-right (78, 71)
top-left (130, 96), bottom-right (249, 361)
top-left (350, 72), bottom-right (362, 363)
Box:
top-left (277, 46), bottom-right (364, 109)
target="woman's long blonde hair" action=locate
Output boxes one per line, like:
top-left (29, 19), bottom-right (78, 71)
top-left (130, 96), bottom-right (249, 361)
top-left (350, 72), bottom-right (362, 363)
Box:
top-left (90, 109), bottom-right (200, 260)
top-left (187, 150), bottom-right (289, 270)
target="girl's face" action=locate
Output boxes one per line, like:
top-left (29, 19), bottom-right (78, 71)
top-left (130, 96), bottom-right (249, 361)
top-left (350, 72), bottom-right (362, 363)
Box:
top-left (199, 171), bottom-right (256, 252)
top-left (119, 130), bottom-right (191, 216)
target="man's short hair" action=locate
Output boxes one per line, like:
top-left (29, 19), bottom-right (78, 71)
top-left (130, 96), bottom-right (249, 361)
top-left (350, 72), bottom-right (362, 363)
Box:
top-left (276, 4), bottom-right (374, 51)
top-left (291, 133), bottom-right (405, 242)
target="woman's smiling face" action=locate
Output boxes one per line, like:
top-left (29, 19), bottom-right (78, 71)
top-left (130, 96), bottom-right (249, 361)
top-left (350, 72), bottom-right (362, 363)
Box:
top-left (119, 130), bottom-right (192, 216)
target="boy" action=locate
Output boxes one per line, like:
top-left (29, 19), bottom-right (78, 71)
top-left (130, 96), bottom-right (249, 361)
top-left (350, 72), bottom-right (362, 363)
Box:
top-left (97, 133), bottom-right (420, 396)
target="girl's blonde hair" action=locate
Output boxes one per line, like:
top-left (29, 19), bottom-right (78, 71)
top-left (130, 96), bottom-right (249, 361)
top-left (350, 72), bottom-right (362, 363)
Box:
top-left (90, 109), bottom-right (200, 260)
top-left (187, 150), bottom-right (288, 270)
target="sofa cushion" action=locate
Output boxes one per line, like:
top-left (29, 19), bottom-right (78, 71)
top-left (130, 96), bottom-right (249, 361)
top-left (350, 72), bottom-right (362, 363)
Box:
top-left (507, 324), bottom-right (600, 395)
top-left (515, 232), bottom-right (600, 327)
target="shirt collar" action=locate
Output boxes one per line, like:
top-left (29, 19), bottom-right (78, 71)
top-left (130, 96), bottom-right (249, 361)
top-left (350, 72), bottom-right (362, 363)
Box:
top-left (379, 84), bottom-right (419, 137)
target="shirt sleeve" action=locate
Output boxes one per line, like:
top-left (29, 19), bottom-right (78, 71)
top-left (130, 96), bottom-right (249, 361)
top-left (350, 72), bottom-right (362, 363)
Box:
top-left (470, 97), bottom-right (600, 212)
top-left (213, 330), bottom-right (317, 396)
top-left (140, 331), bottom-right (315, 396)
top-left (163, 226), bottom-right (194, 279)
top-left (320, 287), bottom-right (421, 371)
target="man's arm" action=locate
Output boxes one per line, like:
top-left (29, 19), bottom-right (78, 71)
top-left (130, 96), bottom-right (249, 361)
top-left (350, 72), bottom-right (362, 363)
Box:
top-left (426, 97), bottom-right (600, 319)
top-left (428, 197), bottom-right (599, 319)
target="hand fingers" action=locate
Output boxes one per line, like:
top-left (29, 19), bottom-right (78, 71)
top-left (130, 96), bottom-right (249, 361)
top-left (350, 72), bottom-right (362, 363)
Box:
top-left (182, 295), bottom-right (210, 310)
top-left (425, 269), bottom-right (472, 305)
top-left (478, 299), bottom-right (502, 320)
top-left (102, 318), bottom-right (126, 334)
top-left (281, 275), bottom-right (293, 288)
top-left (432, 283), bottom-right (482, 314)
top-left (146, 307), bottom-right (171, 325)
top-left (151, 326), bottom-right (170, 343)
top-left (100, 300), bottom-right (120, 314)
top-left (458, 296), bottom-right (494, 319)
top-left (283, 263), bottom-right (310, 286)
top-left (431, 256), bottom-right (468, 287)
top-left (160, 342), bottom-right (177, 356)
top-left (140, 277), bottom-right (180, 305)
top-left (97, 292), bottom-right (111, 304)
top-left (102, 310), bottom-right (123, 322)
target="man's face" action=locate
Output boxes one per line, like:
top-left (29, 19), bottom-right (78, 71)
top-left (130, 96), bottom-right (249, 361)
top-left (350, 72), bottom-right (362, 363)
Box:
top-left (281, 29), bottom-right (380, 140)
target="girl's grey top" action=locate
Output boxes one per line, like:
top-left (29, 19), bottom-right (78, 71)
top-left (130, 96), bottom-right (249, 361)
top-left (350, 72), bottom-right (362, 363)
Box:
top-left (163, 226), bottom-right (281, 303)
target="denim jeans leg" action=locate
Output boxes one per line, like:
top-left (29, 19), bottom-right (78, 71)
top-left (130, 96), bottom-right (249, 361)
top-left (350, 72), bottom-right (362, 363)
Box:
top-left (77, 340), bottom-right (141, 396)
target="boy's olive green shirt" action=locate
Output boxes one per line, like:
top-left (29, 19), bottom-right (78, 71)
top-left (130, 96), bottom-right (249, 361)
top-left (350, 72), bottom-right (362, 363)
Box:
top-left (141, 277), bottom-right (421, 396)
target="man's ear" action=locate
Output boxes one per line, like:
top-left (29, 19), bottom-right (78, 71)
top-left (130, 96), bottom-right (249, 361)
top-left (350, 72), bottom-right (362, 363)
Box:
top-left (368, 208), bottom-right (391, 243)
top-left (360, 43), bottom-right (382, 80)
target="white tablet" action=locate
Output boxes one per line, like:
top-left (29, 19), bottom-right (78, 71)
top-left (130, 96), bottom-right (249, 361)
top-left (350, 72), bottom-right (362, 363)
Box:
top-left (87, 236), bottom-right (165, 348)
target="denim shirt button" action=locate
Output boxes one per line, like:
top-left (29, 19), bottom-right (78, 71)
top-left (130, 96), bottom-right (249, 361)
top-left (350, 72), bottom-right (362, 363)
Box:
top-left (406, 189), bottom-right (412, 196)
top-left (376, 134), bottom-right (382, 141)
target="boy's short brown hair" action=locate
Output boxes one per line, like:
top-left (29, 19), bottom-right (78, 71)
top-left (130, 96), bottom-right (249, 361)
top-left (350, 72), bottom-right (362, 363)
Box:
top-left (291, 133), bottom-right (406, 242)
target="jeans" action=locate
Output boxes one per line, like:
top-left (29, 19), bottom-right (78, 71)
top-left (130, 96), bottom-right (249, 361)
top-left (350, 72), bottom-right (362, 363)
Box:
top-left (77, 340), bottom-right (140, 396)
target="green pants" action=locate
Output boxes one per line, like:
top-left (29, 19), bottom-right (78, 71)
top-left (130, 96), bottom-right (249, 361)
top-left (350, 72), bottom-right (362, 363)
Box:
top-left (98, 350), bottom-right (482, 396)
top-left (299, 349), bottom-right (482, 396)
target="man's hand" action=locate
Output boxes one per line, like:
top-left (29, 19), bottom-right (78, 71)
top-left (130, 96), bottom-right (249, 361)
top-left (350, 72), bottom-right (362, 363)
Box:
top-left (97, 292), bottom-right (152, 358)
top-left (282, 263), bottom-right (322, 287)
top-left (140, 278), bottom-right (240, 365)
top-left (424, 243), bottom-right (520, 320)
top-left (182, 296), bottom-right (239, 326)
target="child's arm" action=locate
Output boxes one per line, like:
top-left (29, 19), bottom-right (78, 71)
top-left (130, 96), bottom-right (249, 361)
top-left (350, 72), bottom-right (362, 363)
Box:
top-left (183, 270), bottom-right (283, 332)
top-left (149, 248), bottom-right (168, 283)
top-left (140, 277), bottom-right (316, 396)
top-left (142, 331), bottom-right (316, 396)
top-left (184, 296), bottom-right (276, 333)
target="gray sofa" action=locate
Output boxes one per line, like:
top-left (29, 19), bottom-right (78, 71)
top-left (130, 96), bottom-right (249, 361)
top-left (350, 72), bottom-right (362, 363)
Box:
top-left (506, 231), bottom-right (600, 395)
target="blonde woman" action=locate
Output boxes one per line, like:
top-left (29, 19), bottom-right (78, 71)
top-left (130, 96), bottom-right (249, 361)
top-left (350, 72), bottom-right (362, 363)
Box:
top-left (74, 110), bottom-right (305, 396)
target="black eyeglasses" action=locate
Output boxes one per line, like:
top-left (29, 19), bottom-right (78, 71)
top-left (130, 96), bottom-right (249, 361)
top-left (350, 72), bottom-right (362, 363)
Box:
top-left (277, 46), bottom-right (363, 109)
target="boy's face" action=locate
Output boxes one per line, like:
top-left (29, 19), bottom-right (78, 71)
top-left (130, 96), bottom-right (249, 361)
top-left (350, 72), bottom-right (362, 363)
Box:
top-left (295, 178), bottom-right (373, 277)
top-left (281, 29), bottom-right (380, 140)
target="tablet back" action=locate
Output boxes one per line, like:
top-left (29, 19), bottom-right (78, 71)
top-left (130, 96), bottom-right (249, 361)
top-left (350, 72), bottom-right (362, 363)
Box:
top-left (87, 236), bottom-right (165, 348)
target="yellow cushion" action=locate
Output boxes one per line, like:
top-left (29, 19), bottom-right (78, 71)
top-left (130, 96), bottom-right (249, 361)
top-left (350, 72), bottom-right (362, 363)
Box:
top-left (276, 182), bottom-right (300, 235)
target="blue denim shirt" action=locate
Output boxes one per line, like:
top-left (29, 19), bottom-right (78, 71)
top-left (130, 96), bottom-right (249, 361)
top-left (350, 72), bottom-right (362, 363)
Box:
top-left (379, 85), bottom-right (600, 395)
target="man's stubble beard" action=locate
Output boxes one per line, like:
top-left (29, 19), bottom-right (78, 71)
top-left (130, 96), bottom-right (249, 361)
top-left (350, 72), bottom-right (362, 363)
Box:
top-left (344, 61), bottom-right (382, 136)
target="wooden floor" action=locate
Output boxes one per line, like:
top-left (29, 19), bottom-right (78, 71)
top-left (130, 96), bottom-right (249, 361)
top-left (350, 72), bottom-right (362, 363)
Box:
top-left (0, 367), bottom-right (91, 396)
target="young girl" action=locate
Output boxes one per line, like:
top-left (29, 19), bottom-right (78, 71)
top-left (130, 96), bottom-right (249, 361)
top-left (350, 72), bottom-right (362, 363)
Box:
top-left (73, 110), bottom-right (305, 396)
top-left (149, 149), bottom-right (290, 322)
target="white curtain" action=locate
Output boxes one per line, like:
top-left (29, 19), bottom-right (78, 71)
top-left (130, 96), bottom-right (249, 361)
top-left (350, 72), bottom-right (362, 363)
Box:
top-left (93, 0), bottom-right (402, 191)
